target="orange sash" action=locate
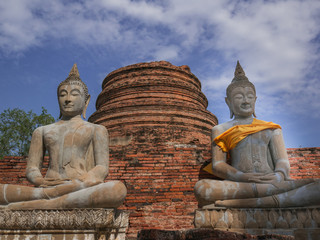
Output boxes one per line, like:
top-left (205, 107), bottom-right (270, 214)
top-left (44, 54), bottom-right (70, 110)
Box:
top-left (203, 118), bottom-right (281, 174)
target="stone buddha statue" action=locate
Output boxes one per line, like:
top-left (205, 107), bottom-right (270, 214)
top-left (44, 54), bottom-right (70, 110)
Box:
top-left (194, 61), bottom-right (319, 208)
top-left (0, 64), bottom-right (127, 209)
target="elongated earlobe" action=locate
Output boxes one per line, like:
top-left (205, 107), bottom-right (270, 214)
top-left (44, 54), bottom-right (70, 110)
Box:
top-left (225, 97), bottom-right (234, 119)
top-left (253, 96), bottom-right (257, 118)
top-left (82, 95), bottom-right (91, 119)
top-left (59, 112), bottom-right (62, 119)
top-left (229, 109), bottom-right (234, 119)
top-left (253, 111), bottom-right (257, 118)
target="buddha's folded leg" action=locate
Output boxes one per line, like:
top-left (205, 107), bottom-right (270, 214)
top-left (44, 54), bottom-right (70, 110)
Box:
top-left (215, 195), bottom-right (280, 208)
top-left (195, 178), bottom-right (317, 208)
top-left (43, 180), bottom-right (86, 198)
top-left (0, 184), bottom-right (46, 204)
top-left (194, 180), bottom-right (258, 206)
top-left (7, 181), bottom-right (127, 209)
top-left (256, 178), bottom-right (315, 197)
top-left (216, 180), bottom-right (320, 208)
top-left (0, 180), bottom-right (86, 205)
top-left (60, 180), bottom-right (127, 209)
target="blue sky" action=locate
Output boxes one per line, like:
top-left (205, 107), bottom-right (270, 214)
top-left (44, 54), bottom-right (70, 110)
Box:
top-left (0, 0), bottom-right (319, 148)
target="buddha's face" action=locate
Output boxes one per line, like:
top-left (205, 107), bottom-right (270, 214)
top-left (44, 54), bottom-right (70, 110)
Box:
top-left (227, 86), bottom-right (256, 118)
top-left (58, 84), bottom-right (86, 118)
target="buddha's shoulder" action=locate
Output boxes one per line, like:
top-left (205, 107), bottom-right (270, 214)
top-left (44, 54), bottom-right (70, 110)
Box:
top-left (33, 123), bottom-right (56, 133)
top-left (36, 121), bottom-right (106, 130)
top-left (84, 122), bottom-right (108, 133)
top-left (212, 121), bottom-right (234, 135)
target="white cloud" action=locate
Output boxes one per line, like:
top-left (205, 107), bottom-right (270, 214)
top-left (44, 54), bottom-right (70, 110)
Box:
top-left (0, 0), bottom-right (47, 52)
top-left (153, 45), bottom-right (179, 60)
top-left (0, 0), bottom-right (319, 118)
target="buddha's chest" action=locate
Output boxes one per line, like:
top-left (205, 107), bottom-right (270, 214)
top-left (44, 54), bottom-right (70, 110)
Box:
top-left (230, 130), bottom-right (274, 173)
top-left (43, 123), bottom-right (93, 152)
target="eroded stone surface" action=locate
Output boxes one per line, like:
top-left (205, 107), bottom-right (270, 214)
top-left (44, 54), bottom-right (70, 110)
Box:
top-left (0, 209), bottom-right (129, 240)
top-left (195, 207), bottom-right (320, 236)
top-left (137, 228), bottom-right (294, 240)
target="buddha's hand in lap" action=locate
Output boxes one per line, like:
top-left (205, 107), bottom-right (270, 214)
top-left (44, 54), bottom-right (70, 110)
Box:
top-left (250, 172), bottom-right (285, 183)
top-left (78, 173), bottom-right (103, 188)
top-left (39, 178), bottom-right (72, 187)
top-left (239, 172), bottom-right (284, 183)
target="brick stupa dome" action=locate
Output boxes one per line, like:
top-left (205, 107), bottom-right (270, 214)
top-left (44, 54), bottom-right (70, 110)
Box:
top-left (89, 61), bottom-right (217, 238)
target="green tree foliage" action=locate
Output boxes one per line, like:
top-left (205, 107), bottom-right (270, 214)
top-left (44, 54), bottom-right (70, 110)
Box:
top-left (0, 107), bottom-right (55, 157)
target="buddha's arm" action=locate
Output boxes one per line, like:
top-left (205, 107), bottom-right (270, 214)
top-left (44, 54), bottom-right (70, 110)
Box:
top-left (269, 128), bottom-right (290, 180)
top-left (26, 127), bottom-right (46, 186)
top-left (211, 126), bottom-right (265, 182)
top-left (80, 125), bottom-right (109, 185)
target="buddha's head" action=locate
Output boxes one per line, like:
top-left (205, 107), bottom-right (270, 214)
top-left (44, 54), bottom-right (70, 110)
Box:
top-left (57, 64), bottom-right (91, 119)
top-left (225, 61), bottom-right (257, 119)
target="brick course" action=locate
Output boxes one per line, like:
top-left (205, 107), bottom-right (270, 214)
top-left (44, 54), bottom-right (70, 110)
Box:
top-left (287, 148), bottom-right (320, 179)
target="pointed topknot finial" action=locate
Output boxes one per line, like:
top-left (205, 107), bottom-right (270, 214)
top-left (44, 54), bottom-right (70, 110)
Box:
top-left (232, 61), bottom-right (248, 83)
top-left (69, 63), bottom-right (80, 78)
top-left (58, 63), bottom-right (89, 102)
top-left (227, 60), bottom-right (255, 97)
top-left (234, 61), bottom-right (246, 78)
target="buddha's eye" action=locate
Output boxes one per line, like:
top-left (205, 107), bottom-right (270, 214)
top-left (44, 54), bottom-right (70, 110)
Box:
top-left (71, 89), bottom-right (81, 96)
top-left (234, 94), bottom-right (243, 100)
top-left (247, 95), bottom-right (254, 99)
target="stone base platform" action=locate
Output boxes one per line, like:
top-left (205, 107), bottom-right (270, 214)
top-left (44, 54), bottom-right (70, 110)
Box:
top-left (137, 229), bottom-right (295, 240)
top-left (195, 207), bottom-right (320, 239)
top-left (0, 209), bottom-right (129, 240)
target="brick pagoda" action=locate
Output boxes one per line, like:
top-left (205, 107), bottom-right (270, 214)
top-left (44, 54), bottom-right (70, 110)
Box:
top-left (88, 61), bottom-right (218, 237)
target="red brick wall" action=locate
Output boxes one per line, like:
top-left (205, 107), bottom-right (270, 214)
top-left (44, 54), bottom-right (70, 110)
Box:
top-left (287, 147), bottom-right (320, 179)
top-left (1, 148), bottom-right (319, 185)
top-left (0, 156), bottom-right (49, 185)
top-left (0, 147), bottom-right (319, 237)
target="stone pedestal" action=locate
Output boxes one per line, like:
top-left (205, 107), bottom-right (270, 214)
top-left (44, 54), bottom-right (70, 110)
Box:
top-left (0, 209), bottom-right (129, 240)
top-left (195, 207), bottom-right (320, 239)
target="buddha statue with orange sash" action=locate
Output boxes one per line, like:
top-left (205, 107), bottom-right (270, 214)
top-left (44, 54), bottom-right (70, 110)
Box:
top-left (194, 61), bottom-right (319, 208)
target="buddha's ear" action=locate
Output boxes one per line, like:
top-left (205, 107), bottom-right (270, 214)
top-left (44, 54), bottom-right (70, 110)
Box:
top-left (59, 112), bottom-right (62, 119)
top-left (82, 95), bottom-right (91, 119)
top-left (225, 97), bottom-right (234, 119)
top-left (253, 96), bottom-right (257, 118)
